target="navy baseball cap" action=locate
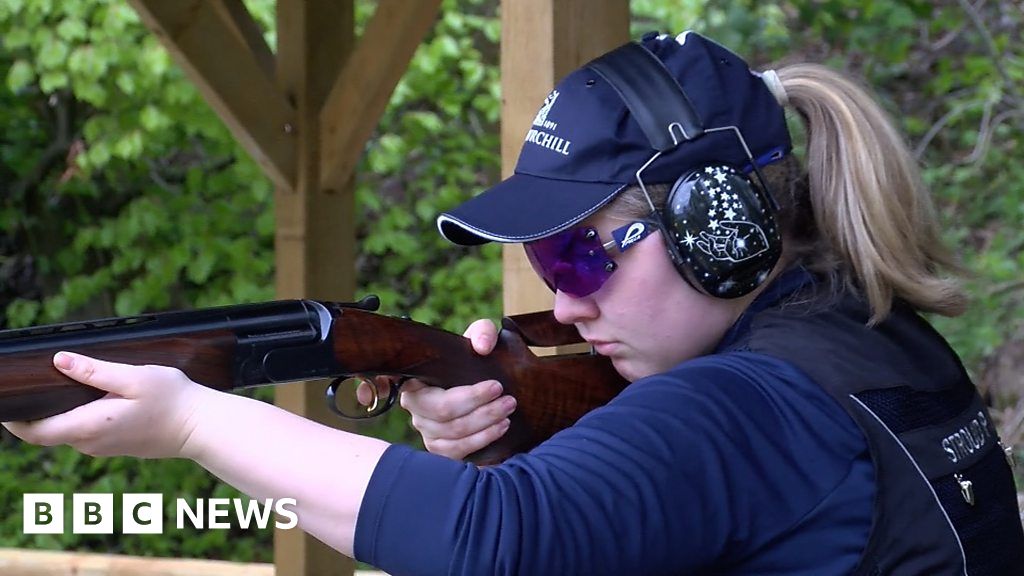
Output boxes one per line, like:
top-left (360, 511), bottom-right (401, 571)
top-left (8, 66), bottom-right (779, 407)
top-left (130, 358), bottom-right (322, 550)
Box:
top-left (437, 31), bottom-right (793, 246)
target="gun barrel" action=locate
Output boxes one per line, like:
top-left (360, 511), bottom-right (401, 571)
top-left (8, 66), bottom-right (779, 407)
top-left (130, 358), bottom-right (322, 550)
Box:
top-left (0, 300), bottom-right (342, 422)
top-left (0, 300), bottom-right (324, 355)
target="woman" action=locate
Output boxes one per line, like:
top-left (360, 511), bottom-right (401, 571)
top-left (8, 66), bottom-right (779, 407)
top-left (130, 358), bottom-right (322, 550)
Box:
top-left (6, 32), bottom-right (1022, 575)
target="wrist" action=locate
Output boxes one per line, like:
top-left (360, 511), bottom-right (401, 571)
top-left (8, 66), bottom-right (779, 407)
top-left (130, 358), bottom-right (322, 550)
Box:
top-left (177, 385), bottom-right (222, 461)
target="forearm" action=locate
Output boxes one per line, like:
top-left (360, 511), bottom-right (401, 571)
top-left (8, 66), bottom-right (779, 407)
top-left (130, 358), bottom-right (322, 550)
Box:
top-left (181, 386), bottom-right (390, 556)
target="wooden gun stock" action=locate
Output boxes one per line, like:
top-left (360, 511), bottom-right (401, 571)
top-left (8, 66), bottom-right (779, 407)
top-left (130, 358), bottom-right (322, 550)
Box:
top-left (331, 308), bottom-right (628, 465)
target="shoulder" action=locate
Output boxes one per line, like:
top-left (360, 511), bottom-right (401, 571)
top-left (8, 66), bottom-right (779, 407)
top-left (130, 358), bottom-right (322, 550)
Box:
top-left (557, 351), bottom-right (869, 495)
top-left (545, 351), bottom-right (873, 570)
top-left (609, 351), bottom-right (861, 445)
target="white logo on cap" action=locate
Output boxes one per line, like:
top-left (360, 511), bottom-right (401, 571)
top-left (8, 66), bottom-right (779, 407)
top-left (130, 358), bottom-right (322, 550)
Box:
top-left (533, 90), bottom-right (559, 130)
top-left (525, 89), bottom-right (573, 156)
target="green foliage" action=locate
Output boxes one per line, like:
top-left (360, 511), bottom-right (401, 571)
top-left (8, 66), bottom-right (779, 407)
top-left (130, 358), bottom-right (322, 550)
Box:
top-left (1, 0), bottom-right (278, 327)
top-left (356, 0), bottom-right (502, 333)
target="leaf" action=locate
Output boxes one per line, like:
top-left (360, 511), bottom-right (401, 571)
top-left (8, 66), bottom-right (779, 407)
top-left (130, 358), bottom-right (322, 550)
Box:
top-left (139, 104), bottom-right (169, 131)
top-left (5, 59), bottom-right (35, 91)
top-left (38, 70), bottom-right (68, 92)
top-left (186, 250), bottom-right (217, 284)
top-left (36, 36), bottom-right (69, 68)
top-left (56, 17), bottom-right (87, 41)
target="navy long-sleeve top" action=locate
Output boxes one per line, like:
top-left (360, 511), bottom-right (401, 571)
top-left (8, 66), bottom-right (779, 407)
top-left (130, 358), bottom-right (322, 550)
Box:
top-left (354, 276), bottom-right (874, 575)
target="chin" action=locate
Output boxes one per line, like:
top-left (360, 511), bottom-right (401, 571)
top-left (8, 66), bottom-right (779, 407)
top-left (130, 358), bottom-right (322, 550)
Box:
top-left (611, 358), bottom-right (647, 383)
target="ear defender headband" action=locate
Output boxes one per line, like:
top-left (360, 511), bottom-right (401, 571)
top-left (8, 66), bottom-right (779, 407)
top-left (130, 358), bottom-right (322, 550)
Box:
top-left (587, 42), bottom-right (782, 299)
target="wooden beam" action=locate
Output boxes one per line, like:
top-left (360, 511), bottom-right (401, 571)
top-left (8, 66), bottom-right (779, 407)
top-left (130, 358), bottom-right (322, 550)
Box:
top-left (500, 0), bottom-right (630, 315)
top-left (318, 0), bottom-right (443, 192)
top-left (130, 0), bottom-right (297, 191)
top-left (273, 2), bottom-right (357, 576)
top-left (209, 0), bottom-right (276, 81)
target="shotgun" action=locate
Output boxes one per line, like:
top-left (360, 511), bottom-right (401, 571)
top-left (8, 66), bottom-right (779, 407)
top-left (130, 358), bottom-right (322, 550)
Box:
top-left (0, 296), bottom-right (628, 465)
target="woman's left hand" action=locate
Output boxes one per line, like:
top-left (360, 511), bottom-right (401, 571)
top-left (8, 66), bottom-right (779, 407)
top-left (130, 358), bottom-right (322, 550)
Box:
top-left (2, 351), bottom-right (207, 459)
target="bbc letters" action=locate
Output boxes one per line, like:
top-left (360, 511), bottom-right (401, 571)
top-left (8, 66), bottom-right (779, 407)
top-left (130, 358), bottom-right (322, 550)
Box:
top-left (23, 493), bottom-right (298, 535)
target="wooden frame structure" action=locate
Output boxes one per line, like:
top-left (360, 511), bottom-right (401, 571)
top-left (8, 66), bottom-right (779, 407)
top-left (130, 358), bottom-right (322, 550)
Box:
top-left (102, 1), bottom-right (629, 575)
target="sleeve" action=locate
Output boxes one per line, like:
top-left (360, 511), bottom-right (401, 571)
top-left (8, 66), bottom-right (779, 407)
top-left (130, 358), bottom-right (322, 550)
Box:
top-left (353, 353), bottom-right (870, 575)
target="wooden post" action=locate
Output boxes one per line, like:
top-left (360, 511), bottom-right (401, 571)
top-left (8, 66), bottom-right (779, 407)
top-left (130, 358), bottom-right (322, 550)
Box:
top-left (499, 0), bottom-right (630, 316)
top-left (273, 2), bottom-right (357, 576)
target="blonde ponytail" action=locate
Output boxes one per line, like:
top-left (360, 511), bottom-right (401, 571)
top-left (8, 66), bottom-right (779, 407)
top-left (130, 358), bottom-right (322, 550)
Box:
top-left (776, 64), bottom-right (967, 323)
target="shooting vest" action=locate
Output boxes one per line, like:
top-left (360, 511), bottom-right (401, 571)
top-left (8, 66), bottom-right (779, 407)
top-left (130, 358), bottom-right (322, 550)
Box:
top-left (727, 283), bottom-right (1024, 575)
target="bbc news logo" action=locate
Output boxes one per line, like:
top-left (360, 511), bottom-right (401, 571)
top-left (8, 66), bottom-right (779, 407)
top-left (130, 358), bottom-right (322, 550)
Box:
top-left (23, 493), bottom-right (298, 535)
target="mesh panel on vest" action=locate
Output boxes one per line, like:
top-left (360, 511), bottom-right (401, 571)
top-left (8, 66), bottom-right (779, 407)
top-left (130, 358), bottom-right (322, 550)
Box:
top-left (856, 384), bottom-right (975, 435)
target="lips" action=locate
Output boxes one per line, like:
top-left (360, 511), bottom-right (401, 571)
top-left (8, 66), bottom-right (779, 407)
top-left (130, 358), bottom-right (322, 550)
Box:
top-left (587, 340), bottom-right (618, 356)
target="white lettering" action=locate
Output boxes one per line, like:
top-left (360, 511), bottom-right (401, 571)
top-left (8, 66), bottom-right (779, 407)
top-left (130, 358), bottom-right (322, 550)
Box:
top-left (24, 494), bottom-right (300, 534)
top-left (523, 129), bottom-right (572, 156)
top-left (275, 498), bottom-right (299, 529)
top-left (176, 498), bottom-right (203, 529)
top-left (208, 498), bottom-right (232, 529)
top-left (941, 411), bottom-right (992, 464)
top-left (943, 438), bottom-right (958, 463)
top-left (233, 498), bottom-right (275, 530)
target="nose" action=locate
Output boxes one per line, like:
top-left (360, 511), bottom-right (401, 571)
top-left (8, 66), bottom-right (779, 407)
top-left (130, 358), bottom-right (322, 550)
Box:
top-left (552, 289), bottom-right (599, 325)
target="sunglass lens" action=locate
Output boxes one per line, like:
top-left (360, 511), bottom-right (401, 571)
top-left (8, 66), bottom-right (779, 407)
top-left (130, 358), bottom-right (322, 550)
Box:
top-left (524, 227), bottom-right (615, 297)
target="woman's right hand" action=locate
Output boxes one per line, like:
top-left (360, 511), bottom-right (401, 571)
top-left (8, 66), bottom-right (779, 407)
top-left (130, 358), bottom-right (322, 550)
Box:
top-left (399, 319), bottom-right (517, 460)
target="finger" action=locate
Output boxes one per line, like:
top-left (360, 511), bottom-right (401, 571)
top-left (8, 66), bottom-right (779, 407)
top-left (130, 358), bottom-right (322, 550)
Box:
top-left (356, 377), bottom-right (395, 407)
top-left (398, 378), bottom-right (427, 394)
top-left (413, 393), bottom-right (516, 441)
top-left (400, 379), bottom-right (504, 422)
top-left (424, 418), bottom-right (512, 461)
top-left (52, 352), bottom-right (144, 397)
top-left (2, 394), bottom-right (125, 447)
top-left (2, 421), bottom-right (54, 445)
top-left (463, 319), bottom-right (499, 355)
top-left (355, 380), bottom-right (375, 407)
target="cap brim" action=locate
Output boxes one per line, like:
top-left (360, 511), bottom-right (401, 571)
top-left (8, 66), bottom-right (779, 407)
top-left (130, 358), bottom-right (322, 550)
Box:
top-left (437, 173), bottom-right (627, 245)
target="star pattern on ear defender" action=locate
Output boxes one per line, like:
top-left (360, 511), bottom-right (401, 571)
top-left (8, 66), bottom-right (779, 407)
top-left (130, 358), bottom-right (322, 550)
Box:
top-left (667, 163), bottom-right (782, 296)
top-left (680, 165), bottom-right (774, 265)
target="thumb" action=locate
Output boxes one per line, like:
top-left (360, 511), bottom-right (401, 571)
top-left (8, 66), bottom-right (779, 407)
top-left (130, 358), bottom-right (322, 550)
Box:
top-left (463, 319), bottom-right (499, 355)
top-left (53, 352), bottom-right (141, 397)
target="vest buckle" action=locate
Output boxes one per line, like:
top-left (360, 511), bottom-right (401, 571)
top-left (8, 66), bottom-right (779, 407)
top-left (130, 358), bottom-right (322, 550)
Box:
top-left (998, 440), bottom-right (1016, 469)
top-left (954, 473), bottom-right (975, 506)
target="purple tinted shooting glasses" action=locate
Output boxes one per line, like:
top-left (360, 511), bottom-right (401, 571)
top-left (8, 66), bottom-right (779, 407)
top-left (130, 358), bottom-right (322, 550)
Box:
top-left (524, 220), bottom-right (654, 297)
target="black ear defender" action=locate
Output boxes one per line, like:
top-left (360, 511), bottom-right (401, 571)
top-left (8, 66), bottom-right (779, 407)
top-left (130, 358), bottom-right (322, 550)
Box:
top-left (587, 41), bottom-right (782, 299)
